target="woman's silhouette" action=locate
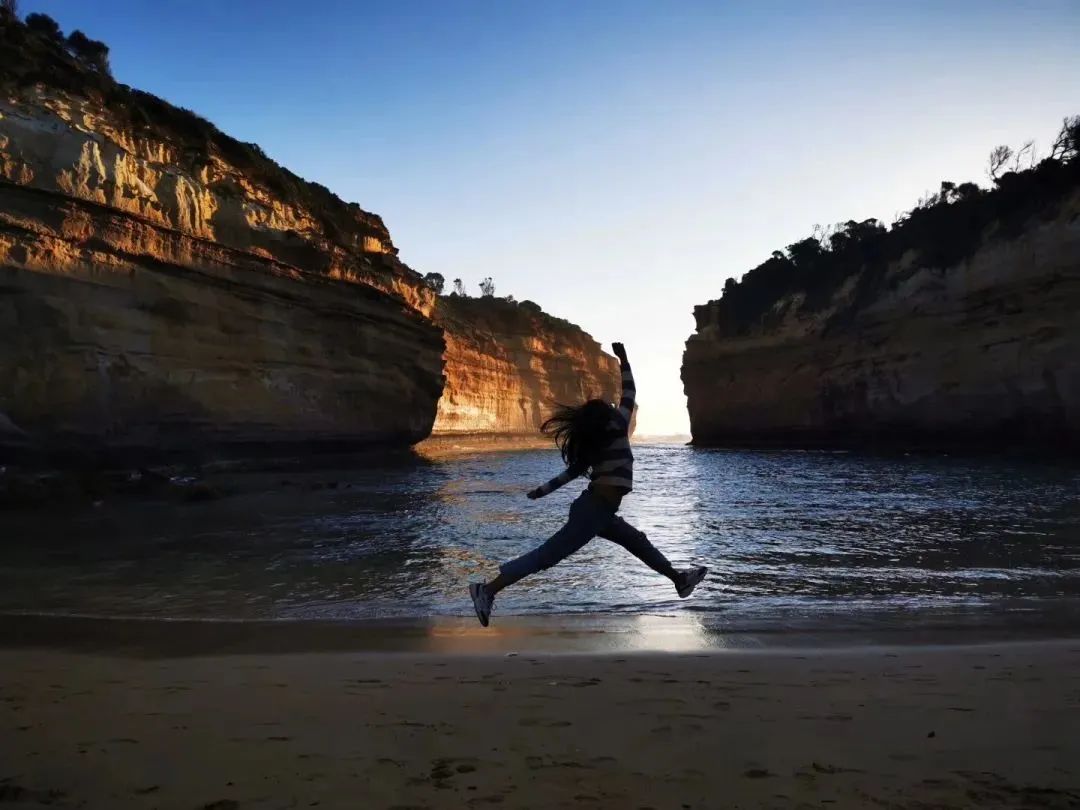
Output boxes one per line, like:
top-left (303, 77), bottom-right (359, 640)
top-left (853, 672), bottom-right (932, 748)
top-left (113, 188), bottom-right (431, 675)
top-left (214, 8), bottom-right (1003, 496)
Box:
top-left (470, 342), bottom-right (707, 626)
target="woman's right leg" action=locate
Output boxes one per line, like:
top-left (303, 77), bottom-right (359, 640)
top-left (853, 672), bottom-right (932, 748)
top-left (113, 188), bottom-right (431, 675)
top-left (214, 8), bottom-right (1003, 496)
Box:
top-left (486, 493), bottom-right (602, 597)
top-left (472, 509), bottom-right (595, 627)
top-left (483, 492), bottom-right (617, 600)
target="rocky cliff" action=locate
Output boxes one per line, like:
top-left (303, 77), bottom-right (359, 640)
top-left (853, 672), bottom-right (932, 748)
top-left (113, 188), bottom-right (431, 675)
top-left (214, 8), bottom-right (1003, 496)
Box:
top-left (432, 296), bottom-right (620, 438)
top-left (0, 13), bottom-right (443, 462)
top-left (0, 12), bottom-right (620, 463)
top-left (683, 134), bottom-right (1080, 450)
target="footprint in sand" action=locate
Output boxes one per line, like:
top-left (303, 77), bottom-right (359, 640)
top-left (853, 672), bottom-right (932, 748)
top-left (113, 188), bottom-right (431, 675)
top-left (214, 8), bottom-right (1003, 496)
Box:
top-left (416, 757), bottom-right (481, 785)
top-left (617, 697), bottom-right (686, 707)
top-left (518, 718), bottom-right (572, 727)
top-left (524, 756), bottom-right (592, 771)
top-left (921, 777), bottom-right (956, 787)
top-left (811, 761), bottom-right (863, 774)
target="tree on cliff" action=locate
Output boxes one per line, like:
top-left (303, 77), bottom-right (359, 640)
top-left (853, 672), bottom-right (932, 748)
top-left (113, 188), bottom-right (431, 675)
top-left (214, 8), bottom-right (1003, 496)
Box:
top-left (0, 0), bottom-right (19, 20)
top-left (987, 145), bottom-right (1012, 181)
top-left (25, 12), bottom-right (62, 39)
top-left (422, 272), bottom-right (445, 295)
top-left (1050, 115), bottom-right (1080, 162)
top-left (66, 29), bottom-right (111, 76)
top-left (452, 278), bottom-right (466, 296)
top-left (479, 277), bottom-right (495, 297)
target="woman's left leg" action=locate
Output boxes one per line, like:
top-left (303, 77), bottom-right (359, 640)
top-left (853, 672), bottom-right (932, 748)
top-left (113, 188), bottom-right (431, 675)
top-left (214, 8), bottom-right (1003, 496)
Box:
top-left (598, 517), bottom-right (679, 581)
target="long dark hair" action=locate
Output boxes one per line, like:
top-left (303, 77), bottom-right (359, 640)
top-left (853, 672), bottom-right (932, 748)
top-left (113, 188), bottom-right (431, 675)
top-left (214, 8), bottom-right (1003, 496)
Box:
top-left (541, 399), bottom-right (617, 470)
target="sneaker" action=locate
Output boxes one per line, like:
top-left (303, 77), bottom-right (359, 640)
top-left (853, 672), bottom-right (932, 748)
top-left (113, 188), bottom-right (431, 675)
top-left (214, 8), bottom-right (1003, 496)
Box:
top-left (676, 566), bottom-right (708, 599)
top-left (469, 582), bottom-right (493, 627)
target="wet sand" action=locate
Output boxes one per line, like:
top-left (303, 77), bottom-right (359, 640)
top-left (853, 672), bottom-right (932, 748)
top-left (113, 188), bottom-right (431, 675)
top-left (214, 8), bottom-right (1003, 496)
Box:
top-left (2, 640), bottom-right (1078, 809)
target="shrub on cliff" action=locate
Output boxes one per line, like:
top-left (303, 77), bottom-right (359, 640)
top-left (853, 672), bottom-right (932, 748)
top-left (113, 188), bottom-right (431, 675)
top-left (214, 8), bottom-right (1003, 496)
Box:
top-left (422, 273), bottom-right (445, 294)
top-left (711, 115), bottom-right (1080, 335)
top-left (66, 30), bottom-right (111, 76)
top-left (24, 13), bottom-right (60, 39)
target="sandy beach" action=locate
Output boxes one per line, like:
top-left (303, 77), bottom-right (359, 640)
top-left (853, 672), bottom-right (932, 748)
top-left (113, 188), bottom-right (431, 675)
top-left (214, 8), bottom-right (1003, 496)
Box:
top-left (2, 638), bottom-right (1078, 809)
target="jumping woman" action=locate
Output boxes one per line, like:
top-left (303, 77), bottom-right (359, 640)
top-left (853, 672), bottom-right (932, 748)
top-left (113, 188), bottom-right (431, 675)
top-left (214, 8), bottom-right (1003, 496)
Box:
top-left (469, 342), bottom-right (708, 626)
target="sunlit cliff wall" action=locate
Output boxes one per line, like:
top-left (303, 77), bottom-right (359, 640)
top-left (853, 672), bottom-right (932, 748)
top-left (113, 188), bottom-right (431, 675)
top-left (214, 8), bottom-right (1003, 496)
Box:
top-left (432, 296), bottom-right (621, 438)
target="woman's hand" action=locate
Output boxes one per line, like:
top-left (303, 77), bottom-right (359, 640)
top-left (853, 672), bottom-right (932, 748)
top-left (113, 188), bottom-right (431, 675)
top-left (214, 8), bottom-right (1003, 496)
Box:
top-left (526, 489), bottom-right (541, 500)
top-left (611, 342), bottom-right (627, 360)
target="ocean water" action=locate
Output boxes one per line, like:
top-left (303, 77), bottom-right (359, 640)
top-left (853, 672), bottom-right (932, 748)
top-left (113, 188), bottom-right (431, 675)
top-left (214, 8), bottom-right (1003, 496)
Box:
top-left (1, 445), bottom-right (1078, 635)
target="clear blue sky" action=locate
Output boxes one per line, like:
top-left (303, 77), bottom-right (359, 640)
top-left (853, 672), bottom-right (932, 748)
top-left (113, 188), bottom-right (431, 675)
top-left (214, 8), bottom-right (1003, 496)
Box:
top-left (23, 1), bottom-right (1080, 434)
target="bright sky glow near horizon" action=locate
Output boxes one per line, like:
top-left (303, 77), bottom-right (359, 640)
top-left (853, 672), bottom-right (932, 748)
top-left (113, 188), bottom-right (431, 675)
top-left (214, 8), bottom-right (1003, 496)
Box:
top-left (22, 1), bottom-right (1080, 434)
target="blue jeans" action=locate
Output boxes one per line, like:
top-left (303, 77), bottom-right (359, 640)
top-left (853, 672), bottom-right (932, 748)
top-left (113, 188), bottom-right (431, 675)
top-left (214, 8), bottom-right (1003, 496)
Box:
top-left (499, 489), bottom-right (678, 585)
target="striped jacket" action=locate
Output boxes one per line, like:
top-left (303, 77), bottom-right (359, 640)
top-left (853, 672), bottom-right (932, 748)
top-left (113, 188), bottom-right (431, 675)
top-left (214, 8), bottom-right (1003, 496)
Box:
top-left (529, 358), bottom-right (636, 497)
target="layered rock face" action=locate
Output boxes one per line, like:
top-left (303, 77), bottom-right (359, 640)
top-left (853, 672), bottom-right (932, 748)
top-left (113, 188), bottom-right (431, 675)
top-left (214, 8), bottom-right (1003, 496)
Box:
top-left (432, 297), bottom-right (620, 437)
top-left (0, 29), bottom-right (444, 461)
top-left (0, 181), bottom-right (445, 460)
top-left (682, 188), bottom-right (1080, 449)
top-left (0, 88), bottom-right (435, 314)
top-left (0, 15), bottom-right (620, 462)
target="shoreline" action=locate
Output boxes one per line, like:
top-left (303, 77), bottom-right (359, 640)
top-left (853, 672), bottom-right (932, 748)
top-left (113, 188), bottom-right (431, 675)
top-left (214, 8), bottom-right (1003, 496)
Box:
top-left (3, 612), bottom-right (1078, 658)
top-left (686, 435), bottom-right (1080, 457)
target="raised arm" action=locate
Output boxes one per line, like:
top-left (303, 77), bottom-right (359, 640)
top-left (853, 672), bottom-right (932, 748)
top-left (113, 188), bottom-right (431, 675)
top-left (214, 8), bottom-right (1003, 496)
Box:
top-left (612, 342), bottom-right (635, 427)
top-left (527, 462), bottom-right (586, 499)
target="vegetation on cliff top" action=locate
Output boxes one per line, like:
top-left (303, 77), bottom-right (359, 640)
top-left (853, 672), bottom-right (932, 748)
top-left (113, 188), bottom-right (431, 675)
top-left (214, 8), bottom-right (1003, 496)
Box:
top-left (704, 115), bottom-right (1080, 336)
top-left (418, 271), bottom-right (586, 336)
top-left (0, 9), bottom-right (389, 247)
top-left (434, 290), bottom-right (591, 340)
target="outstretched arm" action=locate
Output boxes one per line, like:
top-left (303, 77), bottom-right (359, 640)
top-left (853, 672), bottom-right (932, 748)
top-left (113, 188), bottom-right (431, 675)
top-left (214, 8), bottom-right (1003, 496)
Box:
top-left (612, 342), bottom-right (635, 427)
top-left (527, 462), bottom-right (586, 499)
